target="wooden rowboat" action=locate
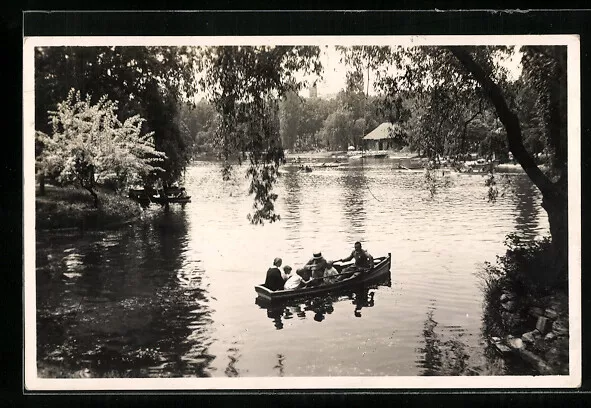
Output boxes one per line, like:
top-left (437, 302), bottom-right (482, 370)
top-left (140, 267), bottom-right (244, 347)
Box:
top-left (129, 188), bottom-right (191, 205)
top-left (254, 253), bottom-right (392, 303)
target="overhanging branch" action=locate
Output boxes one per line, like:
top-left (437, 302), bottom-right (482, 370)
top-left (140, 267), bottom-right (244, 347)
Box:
top-left (447, 46), bottom-right (554, 196)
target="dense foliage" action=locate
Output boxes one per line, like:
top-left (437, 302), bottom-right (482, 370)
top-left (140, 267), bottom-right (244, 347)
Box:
top-left (36, 90), bottom-right (165, 207)
top-left (35, 46), bottom-right (197, 184)
top-left (180, 91), bottom-right (395, 154)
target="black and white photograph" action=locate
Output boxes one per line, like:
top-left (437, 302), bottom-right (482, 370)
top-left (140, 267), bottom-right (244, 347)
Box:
top-left (23, 32), bottom-right (581, 389)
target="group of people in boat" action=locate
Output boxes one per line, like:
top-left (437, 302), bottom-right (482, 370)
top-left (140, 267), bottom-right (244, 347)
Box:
top-left (263, 241), bottom-right (374, 292)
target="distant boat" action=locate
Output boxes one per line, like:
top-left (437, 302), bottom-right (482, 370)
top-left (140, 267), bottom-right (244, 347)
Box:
top-left (129, 187), bottom-right (191, 205)
top-left (393, 157), bottom-right (429, 169)
top-left (310, 162), bottom-right (341, 168)
top-left (462, 159), bottom-right (499, 173)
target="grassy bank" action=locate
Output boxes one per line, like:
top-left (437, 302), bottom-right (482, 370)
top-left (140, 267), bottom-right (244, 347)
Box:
top-left (36, 184), bottom-right (143, 230)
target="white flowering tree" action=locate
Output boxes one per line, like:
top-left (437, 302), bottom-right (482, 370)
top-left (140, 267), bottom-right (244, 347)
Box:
top-left (36, 89), bottom-right (166, 207)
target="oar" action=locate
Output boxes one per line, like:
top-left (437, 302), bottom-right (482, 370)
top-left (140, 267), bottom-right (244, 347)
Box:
top-left (303, 266), bottom-right (372, 283)
top-left (301, 258), bottom-right (383, 283)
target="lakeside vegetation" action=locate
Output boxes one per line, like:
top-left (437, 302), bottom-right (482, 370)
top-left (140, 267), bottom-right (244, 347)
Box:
top-left (479, 235), bottom-right (569, 374)
top-left (34, 44), bottom-right (571, 375)
top-left (36, 184), bottom-right (142, 230)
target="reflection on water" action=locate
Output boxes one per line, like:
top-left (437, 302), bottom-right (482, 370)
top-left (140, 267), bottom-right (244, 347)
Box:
top-left (274, 354), bottom-right (285, 377)
top-left (512, 175), bottom-right (541, 241)
top-left (37, 210), bottom-right (216, 377)
top-left (340, 167), bottom-right (367, 240)
top-left (36, 160), bottom-right (549, 377)
top-left (352, 288), bottom-right (376, 318)
top-left (255, 272), bottom-right (391, 329)
top-left (416, 308), bottom-right (471, 376)
top-left (282, 169), bottom-right (303, 249)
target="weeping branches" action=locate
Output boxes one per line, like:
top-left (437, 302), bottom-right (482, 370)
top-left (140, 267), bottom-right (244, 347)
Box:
top-left (199, 46), bottom-right (322, 224)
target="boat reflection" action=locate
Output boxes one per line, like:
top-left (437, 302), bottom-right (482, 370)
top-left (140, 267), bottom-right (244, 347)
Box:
top-left (352, 287), bottom-right (376, 318)
top-left (255, 273), bottom-right (391, 329)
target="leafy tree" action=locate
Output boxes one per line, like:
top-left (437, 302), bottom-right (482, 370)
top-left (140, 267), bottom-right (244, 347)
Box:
top-left (449, 46), bottom-right (567, 275)
top-left (318, 109), bottom-right (355, 150)
top-left (35, 46), bottom-right (197, 190)
top-left (36, 90), bottom-right (166, 207)
top-left (177, 100), bottom-right (218, 155)
top-left (199, 46), bottom-right (322, 224)
top-left (336, 44), bottom-right (567, 276)
top-left (297, 96), bottom-right (330, 150)
top-left (279, 91), bottom-right (304, 150)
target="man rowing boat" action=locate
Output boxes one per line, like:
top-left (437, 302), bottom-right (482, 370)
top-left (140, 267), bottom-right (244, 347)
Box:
top-left (337, 241), bottom-right (374, 279)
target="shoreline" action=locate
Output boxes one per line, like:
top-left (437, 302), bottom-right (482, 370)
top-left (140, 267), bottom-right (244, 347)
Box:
top-left (35, 185), bottom-right (143, 231)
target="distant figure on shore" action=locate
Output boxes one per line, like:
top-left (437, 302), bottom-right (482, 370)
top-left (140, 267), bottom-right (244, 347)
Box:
top-left (338, 242), bottom-right (374, 279)
top-left (264, 257), bottom-right (284, 291)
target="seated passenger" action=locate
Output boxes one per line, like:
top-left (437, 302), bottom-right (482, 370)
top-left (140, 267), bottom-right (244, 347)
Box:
top-left (283, 265), bottom-right (304, 290)
top-left (300, 252), bottom-right (327, 287)
top-left (295, 267), bottom-right (316, 288)
top-left (264, 257), bottom-right (284, 291)
top-left (322, 260), bottom-right (340, 284)
top-left (176, 187), bottom-right (188, 198)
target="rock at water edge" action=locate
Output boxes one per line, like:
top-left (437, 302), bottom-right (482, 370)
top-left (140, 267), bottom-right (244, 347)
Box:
top-left (536, 316), bottom-right (552, 334)
top-left (522, 332), bottom-right (536, 344)
top-left (508, 337), bottom-right (525, 350)
top-left (528, 307), bottom-right (544, 318)
top-left (494, 343), bottom-right (512, 355)
top-left (519, 349), bottom-right (553, 375)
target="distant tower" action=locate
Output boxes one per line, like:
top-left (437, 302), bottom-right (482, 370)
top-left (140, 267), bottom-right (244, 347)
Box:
top-left (308, 84), bottom-right (318, 98)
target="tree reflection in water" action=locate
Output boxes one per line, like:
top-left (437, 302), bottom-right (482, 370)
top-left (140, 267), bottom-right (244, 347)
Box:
top-left (224, 343), bottom-right (241, 377)
top-left (36, 208), bottom-right (217, 378)
top-left (340, 168), bottom-right (368, 241)
top-left (274, 354), bottom-right (285, 377)
top-left (416, 309), bottom-right (471, 376)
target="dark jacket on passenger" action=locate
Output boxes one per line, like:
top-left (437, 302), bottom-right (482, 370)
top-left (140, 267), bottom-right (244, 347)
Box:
top-left (264, 267), bottom-right (285, 291)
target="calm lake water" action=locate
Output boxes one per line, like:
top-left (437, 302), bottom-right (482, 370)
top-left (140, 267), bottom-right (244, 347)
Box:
top-left (36, 159), bottom-right (549, 377)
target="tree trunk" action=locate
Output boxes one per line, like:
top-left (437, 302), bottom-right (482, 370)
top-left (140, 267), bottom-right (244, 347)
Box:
top-left (39, 173), bottom-right (45, 196)
top-left (448, 47), bottom-right (568, 276)
top-left (541, 177), bottom-right (568, 282)
top-left (84, 186), bottom-right (99, 208)
top-left (81, 174), bottom-right (99, 209)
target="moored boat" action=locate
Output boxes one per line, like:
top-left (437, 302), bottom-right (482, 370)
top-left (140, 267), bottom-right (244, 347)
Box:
top-left (254, 253), bottom-right (392, 303)
top-left (128, 187), bottom-right (191, 205)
